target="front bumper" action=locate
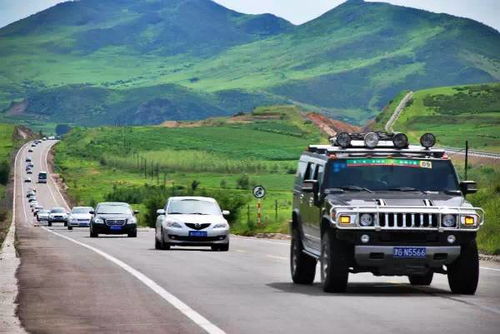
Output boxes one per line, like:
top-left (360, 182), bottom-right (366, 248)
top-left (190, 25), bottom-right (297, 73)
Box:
top-left (69, 220), bottom-right (90, 227)
top-left (92, 223), bottom-right (136, 234)
top-left (49, 217), bottom-right (68, 223)
top-left (354, 245), bottom-right (461, 276)
top-left (163, 228), bottom-right (229, 246)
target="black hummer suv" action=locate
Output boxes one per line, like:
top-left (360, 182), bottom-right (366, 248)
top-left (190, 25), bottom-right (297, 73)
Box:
top-left (291, 132), bottom-right (483, 294)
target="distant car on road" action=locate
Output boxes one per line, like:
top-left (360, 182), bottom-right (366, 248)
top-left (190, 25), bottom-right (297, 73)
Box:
top-left (25, 156), bottom-right (32, 163)
top-left (38, 171), bottom-right (48, 184)
top-left (36, 209), bottom-right (50, 222)
top-left (48, 207), bottom-right (69, 227)
top-left (67, 206), bottom-right (94, 230)
top-left (28, 197), bottom-right (37, 203)
top-left (33, 205), bottom-right (43, 215)
top-left (90, 202), bottom-right (138, 238)
top-left (26, 169), bottom-right (33, 175)
top-left (27, 190), bottom-right (36, 198)
top-left (155, 196), bottom-right (230, 251)
top-left (28, 148), bottom-right (33, 152)
top-left (24, 177), bottom-right (32, 183)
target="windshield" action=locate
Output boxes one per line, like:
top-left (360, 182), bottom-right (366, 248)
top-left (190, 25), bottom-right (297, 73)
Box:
top-left (51, 208), bottom-right (66, 213)
top-left (168, 199), bottom-right (221, 215)
top-left (38, 173), bottom-right (47, 179)
top-left (97, 205), bottom-right (132, 215)
top-left (325, 158), bottom-right (459, 192)
top-left (72, 207), bottom-right (92, 214)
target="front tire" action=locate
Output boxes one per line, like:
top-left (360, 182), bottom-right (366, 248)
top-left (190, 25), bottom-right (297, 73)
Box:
top-left (448, 240), bottom-right (479, 295)
top-left (321, 229), bottom-right (350, 293)
top-left (409, 271), bottom-right (433, 286)
top-left (90, 227), bottom-right (98, 238)
top-left (128, 230), bottom-right (137, 238)
top-left (212, 243), bottom-right (229, 252)
top-left (290, 228), bottom-right (316, 284)
top-left (68, 226), bottom-right (73, 231)
top-left (48, 222), bottom-right (52, 227)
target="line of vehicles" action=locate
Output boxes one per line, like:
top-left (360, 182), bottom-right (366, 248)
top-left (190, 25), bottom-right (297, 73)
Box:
top-left (24, 131), bottom-right (486, 293)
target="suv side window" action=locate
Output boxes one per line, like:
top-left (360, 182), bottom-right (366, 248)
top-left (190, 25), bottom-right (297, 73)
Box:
top-left (317, 164), bottom-right (325, 188)
top-left (295, 160), bottom-right (308, 184)
top-left (304, 162), bottom-right (315, 181)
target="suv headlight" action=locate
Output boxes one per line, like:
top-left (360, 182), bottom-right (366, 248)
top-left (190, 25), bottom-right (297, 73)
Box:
top-left (94, 218), bottom-right (104, 224)
top-left (166, 221), bottom-right (182, 228)
top-left (213, 223), bottom-right (228, 229)
top-left (442, 214), bottom-right (456, 227)
top-left (359, 213), bottom-right (374, 227)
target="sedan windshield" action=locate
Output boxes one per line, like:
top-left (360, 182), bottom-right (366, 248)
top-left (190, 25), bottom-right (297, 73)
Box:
top-left (168, 199), bottom-right (221, 215)
top-left (72, 207), bottom-right (92, 214)
top-left (97, 205), bottom-right (132, 215)
top-left (325, 158), bottom-right (459, 192)
top-left (51, 208), bottom-right (66, 213)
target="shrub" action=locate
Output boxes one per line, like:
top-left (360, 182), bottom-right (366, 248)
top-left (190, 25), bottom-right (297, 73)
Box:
top-left (0, 161), bottom-right (9, 185)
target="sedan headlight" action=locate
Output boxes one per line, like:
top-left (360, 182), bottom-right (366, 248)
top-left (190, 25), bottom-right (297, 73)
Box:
top-left (166, 221), bottom-right (182, 228)
top-left (213, 223), bottom-right (229, 229)
top-left (359, 213), bottom-right (374, 227)
top-left (94, 218), bottom-right (104, 224)
top-left (127, 217), bottom-right (137, 224)
top-left (442, 214), bottom-right (456, 227)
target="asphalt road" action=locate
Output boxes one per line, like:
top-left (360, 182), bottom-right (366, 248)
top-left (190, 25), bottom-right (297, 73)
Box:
top-left (14, 140), bottom-right (500, 333)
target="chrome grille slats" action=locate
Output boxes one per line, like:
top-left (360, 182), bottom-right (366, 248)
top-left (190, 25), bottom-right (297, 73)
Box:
top-left (377, 212), bottom-right (439, 229)
top-left (105, 219), bottom-right (126, 226)
top-left (185, 223), bottom-right (211, 230)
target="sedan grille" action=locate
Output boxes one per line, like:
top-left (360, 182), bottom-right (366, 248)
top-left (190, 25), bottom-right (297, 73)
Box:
top-left (185, 223), bottom-right (210, 230)
top-left (378, 213), bottom-right (439, 228)
top-left (106, 219), bottom-right (126, 226)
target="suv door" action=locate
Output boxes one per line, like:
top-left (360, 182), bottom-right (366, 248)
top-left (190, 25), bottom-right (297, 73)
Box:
top-left (301, 162), bottom-right (317, 249)
top-left (309, 163), bottom-right (324, 250)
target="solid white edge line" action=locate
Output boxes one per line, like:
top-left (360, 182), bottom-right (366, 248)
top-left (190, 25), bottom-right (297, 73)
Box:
top-left (480, 267), bottom-right (500, 272)
top-left (41, 227), bottom-right (225, 334)
top-left (37, 142), bottom-right (225, 334)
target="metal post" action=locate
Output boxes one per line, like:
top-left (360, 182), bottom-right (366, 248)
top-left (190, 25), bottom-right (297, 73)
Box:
top-left (465, 140), bottom-right (469, 180)
top-left (275, 200), bottom-right (278, 222)
top-left (257, 200), bottom-right (262, 226)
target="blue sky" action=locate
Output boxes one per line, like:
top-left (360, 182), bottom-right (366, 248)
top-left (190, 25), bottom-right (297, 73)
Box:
top-left (0, 0), bottom-right (499, 31)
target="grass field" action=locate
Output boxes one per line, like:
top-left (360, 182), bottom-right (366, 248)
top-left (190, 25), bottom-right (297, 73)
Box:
top-left (54, 108), bottom-right (321, 234)
top-left (373, 83), bottom-right (500, 152)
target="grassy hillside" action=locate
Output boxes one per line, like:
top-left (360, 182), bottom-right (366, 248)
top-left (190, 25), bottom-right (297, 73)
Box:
top-left (1, 0), bottom-right (499, 125)
top-left (373, 83), bottom-right (500, 152)
top-left (54, 106), bottom-right (322, 234)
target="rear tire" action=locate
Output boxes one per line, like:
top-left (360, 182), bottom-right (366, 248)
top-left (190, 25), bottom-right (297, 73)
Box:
top-left (64, 222), bottom-right (67, 227)
top-left (409, 271), bottom-right (433, 286)
top-left (290, 228), bottom-right (316, 284)
top-left (448, 240), bottom-right (479, 295)
top-left (48, 222), bottom-right (52, 227)
top-left (321, 229), bottom-right (350, 293)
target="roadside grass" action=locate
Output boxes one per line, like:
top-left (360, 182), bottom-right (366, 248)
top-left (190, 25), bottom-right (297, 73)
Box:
top-left (0, 124), bottom-right (15, 246)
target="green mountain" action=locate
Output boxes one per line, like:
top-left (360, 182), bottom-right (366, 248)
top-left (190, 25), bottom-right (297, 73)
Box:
top-left (371, 82), bottom-right (500, 152)
top-left (0, 0), bottom-right (499, 125)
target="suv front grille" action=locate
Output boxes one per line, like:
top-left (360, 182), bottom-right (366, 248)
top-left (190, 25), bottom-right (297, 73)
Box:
top-left (106, 219), bottom-right (126, 226)
top-left (378, 213), bottom-right (439, 228)
top-left (185, 223), bottom-right (210, 230)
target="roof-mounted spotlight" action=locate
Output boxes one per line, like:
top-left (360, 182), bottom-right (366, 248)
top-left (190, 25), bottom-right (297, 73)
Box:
top-left (364, 132), bottom-right (379, 148)
top-left (336, 132), bottom-right (351, 148)
top-left (420, 133), bottom-right (436, 149)
top-left (393, 133), bottom-right (409, 149)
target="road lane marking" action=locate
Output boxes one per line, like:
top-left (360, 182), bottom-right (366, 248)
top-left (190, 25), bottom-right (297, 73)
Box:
top-left (42, 227), bottom-right (225, 334)
top-left (480, 266), bottom-right (500, 272)
top-left (265, 255), bottom-right (287, 261)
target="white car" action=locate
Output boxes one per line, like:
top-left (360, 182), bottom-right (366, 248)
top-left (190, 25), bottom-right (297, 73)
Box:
top-left (155, 196), bottom-right (230, 251)
top-left (24, 177), bottom-right (32, 183)
top-left (30, 201), bottom-right (39, 209)
top-left (36, 210), bottom-right (50, 222)
top-left (67, 206), bottom-right (94, 230)
top-left (33, 205), bottom-right (44, 215)
top-left (48, 207), bottom-right (69, 227)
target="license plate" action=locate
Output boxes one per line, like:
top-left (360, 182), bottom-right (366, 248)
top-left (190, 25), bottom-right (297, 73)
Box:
top-left (393, 247), bottom-right (426, 258)
top-left (189, 231), bottom-right (207, 237)
top-left (79, 223), bottom-right (88, 227)
top-left (110, 226), bottom-right (122, 231)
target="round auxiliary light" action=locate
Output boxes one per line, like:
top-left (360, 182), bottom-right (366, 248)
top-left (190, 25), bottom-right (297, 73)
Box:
top-left (336, 132), bottom-right (351, 148)
top-left (442, 214), bottom-right (456, 228)
top-left (359, 213), bottom-right (374, 226)
top-left (393, 133), bottom-right (409, 149)
top-left (361, 234), bottom-right (370, 244)
top-left (420, 133), bottom-right (436, 148)
top-left (447, 235), bottom-right (456, 244)
top-left (364, 132), bottom-right (379, 148)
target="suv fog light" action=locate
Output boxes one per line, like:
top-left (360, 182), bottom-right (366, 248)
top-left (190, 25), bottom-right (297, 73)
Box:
top-left (336, 132), bottom-right (351, 148)
top-left (339, 216), bottom-right (351, 224)
top-left (447, 235), bottom-right (456, 244)
top-left (464, 216), bottom-right (475, 225)
top-left (392, 133), bottom-right (409, 149)
top-left (420, 133), bottom-right (436, 148)
top-left (361, 234), bottom-right (370, 244)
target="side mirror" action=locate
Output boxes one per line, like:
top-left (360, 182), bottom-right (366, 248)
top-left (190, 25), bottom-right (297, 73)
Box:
top-left (301, 179), bottom-right (318, 193)
top-left (134, 210), bottom-right (140, 215)
top-left (222, 210), bottom-right (230, 216)
top-left (460, 181), bottom-right (477, 195)
top-left (89, 210), bottom-right (95, 215)
top-left (156, 209), bottom-right (166, 215)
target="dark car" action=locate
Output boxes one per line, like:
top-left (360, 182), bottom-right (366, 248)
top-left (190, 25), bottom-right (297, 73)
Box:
top-left (290, 132), bottom-right (483, 295)
top-left (90, 202), bottom-right (138, 238)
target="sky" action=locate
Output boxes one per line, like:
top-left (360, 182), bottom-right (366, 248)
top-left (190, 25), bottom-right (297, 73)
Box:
top-left (0, 0), bottom-right (499, 31)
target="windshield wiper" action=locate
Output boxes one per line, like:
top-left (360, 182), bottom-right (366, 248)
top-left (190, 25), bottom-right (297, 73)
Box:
top-left (190, 212), bottom-right (208, 215)
top-left (167, 212), bottom-right (183, 214)
top-left (341, 185), bottom-right (373, 193)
